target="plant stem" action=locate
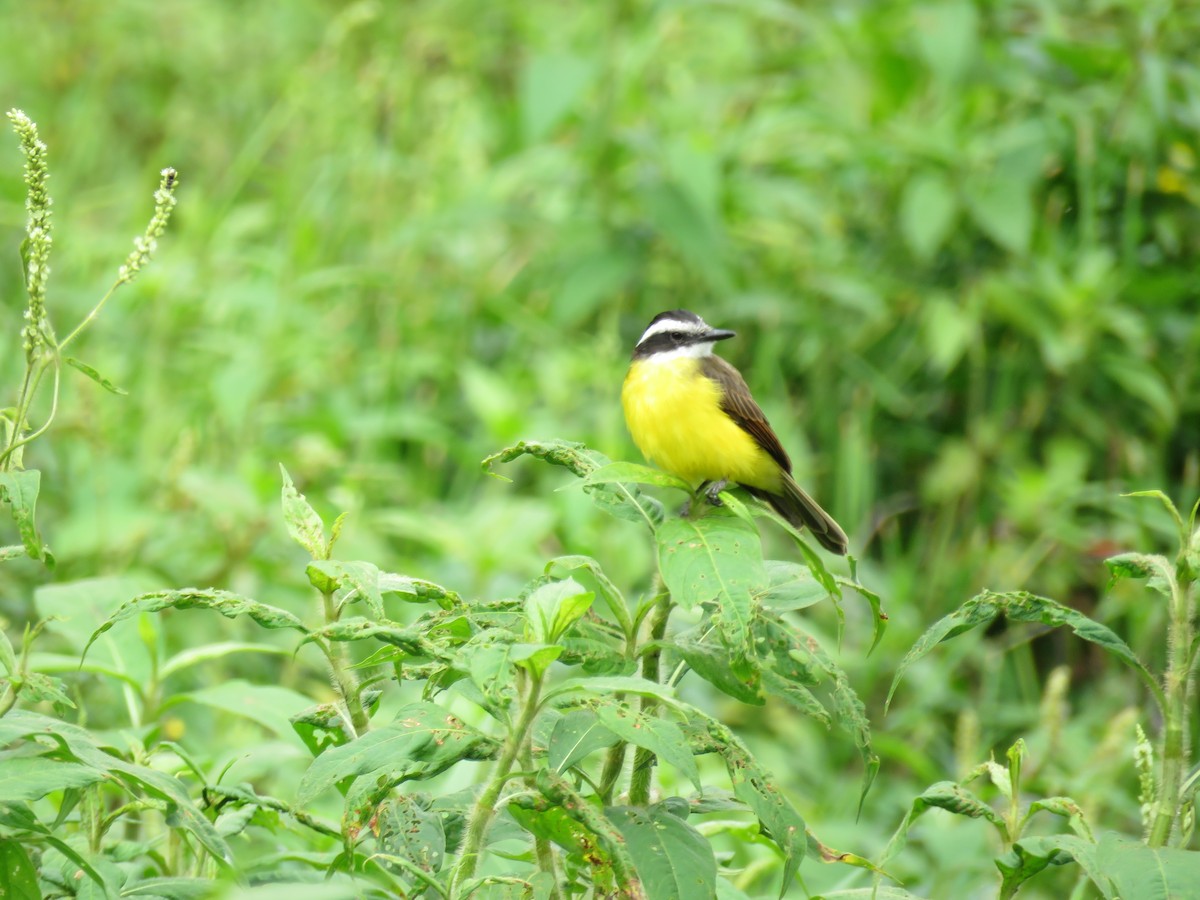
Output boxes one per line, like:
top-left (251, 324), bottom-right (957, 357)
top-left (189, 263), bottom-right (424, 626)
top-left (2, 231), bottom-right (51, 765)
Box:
top-left (629, 589), bottom-right (672, 806)
top-left (597, 740), bottom-right (627, 804)
top-left (452, 670), bottom-right (544, 895)
top-left (519, 732), bottom-right (562, 900)
top-left (320, 588), bottom-right (369, 736)
top-left (1148, 558), bottom-right (1195, 847)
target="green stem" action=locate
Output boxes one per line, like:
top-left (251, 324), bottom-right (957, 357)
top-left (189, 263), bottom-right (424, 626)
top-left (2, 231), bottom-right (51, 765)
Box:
top-left (597, 739), bottom-right (627, 804)
top-left (1148, 561), bottom-right (1195, 847)
top-left (519, 733), bottom-right (562, 900)
top-left (452, 670), bottom-right (544, 895)
top-left (629, 590), bottom-right (673, 807)
top-left (0, 355), bottom-right (55, 470)
top-left (320, 588), bottom-right (369, 736)
top-left (59, 281), bottom-right (119, 351)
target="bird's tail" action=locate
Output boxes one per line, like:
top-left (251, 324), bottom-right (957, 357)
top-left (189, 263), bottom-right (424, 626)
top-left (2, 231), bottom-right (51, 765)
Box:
top-left (756, 473), bottom-right (848, 555)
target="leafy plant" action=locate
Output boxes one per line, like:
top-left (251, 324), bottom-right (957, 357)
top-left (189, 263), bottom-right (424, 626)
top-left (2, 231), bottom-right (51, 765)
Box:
top-left (881, 491), bottom-right (1200, 897)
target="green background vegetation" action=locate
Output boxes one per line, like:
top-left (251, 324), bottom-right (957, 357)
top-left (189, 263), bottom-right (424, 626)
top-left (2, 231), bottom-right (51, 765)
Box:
top-left (2, 0), bottom-right (1199, 896)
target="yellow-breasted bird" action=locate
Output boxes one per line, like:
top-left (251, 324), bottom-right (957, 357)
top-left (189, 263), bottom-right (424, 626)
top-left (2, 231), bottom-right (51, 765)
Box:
top-left (621, 309), bottom-right (848, 555)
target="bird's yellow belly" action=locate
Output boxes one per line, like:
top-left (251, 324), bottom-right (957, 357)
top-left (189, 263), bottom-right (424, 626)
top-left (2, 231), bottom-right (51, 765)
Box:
top-left (622, 358), bottom-right (782, 491)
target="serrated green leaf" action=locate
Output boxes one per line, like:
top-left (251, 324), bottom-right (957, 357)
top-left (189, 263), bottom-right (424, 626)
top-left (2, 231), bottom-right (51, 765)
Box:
top-left (64, 357), bottom-right (127, 395)
top-left (280, 464), bottom-right (327, 559)
top-left (548, 709), bottom-right (619, 772)
top-left (595, 701), bottom-right (701, 792)
top-left (296, 702), bottom-right (499, 805)
top-left (84, 589), bottom-right (305, 660)
top-left (608, 804), bottom-right (717, 900)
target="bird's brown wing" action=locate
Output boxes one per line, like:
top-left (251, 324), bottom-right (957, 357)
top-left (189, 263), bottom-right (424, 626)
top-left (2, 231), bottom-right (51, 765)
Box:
top-left (700, 355), bottom-right (792, 474)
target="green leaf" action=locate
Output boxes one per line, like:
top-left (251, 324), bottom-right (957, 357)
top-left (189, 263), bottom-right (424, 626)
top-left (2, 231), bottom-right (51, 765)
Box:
top-left (372, 794), bottom-right (446, 875)
top-left (0, 757), bottom-right (107, 801)
top-left (295, 702), bottom-right (499, 805)
top-left (996, 834), bottom-right (1083, 899)
top-left (520, 52), bottom-right (595, 143)
top-left (64, 357), bottom-right (127, 395)
top-left (886, 590), bottom-right (1159, 712)
top-left (548, 709), bottom-right (619, 772)
top-left (548, 554), bottom-right (632, 636)
top-left (657, 516), bottom-right (765, 665)
top-left (899, 171), bottom-right (957, 261)
top-left (1071, 831), bottom-right (1200, 900)
top-left (584, 462), bottom-right (692, 493)
top-left (694, 712), bottom-right (804, 893)
top-left (0, 839), bottom-right (40, 900)
top-left (0, 469), bottom-right (45, 561)
top-left (173, 680), bottom-right (312, 743)
top-left (510, 642), bottom-right (564, 679)
top-left (545, 675), bottom-right (682, 707)
top-left (535, 769), bottom-right (647, 897)
top-left (84, 589), bottom-right (305, 660)
top-left (304, 617), bottom-right (430, 655)
top-left (966, 176), bottom-right (1033, 254)
top-left (524, 578), bottom-right (593, 645)
top-left (595, 701), bottom-right (702, 792)
top-left (1025, 796), bottom-right (1093, 840)
top-left (878, 781), bottom-right (1005, 874)
top-left (483, 441), bottom-right (664, 529)
top-left (673, 639), bottom-right (765, 706)
top-left (1, 709), bottom-right (233, 866)
top-left (280, 464), bottom-right (327, 560)
top-left (0, 627), bottom-right (15, 676)
top-left (306, 560), bottom-right (383, 618)
top-left (608, 804), bottom-right (717, 900)
top-left (757, 560), bottom-right (827, 612)
top-left (1105, 552), bottom-right (1175, 598)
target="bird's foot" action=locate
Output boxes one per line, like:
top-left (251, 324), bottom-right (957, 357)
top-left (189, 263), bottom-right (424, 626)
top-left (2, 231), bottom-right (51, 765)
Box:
top-left (703, 479), bottom-right (729, 507)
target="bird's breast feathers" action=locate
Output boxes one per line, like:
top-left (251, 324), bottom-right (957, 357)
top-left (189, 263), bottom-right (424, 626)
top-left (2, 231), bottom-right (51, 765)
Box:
top-left (622, 356), bottom-right (782, 490)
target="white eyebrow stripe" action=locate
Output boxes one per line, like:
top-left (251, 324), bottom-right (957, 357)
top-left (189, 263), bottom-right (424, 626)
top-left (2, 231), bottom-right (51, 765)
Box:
top-left (642, 341), bottom-right (716, 360)
top-left (636, 317), bottom-right (709, 346)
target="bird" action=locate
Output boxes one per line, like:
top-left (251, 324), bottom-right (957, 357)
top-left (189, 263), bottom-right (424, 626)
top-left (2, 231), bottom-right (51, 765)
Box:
top-left (621, 309), bottom-right (848, 555)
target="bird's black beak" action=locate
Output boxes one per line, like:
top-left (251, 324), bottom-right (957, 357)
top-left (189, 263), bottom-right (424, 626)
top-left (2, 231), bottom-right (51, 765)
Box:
top-left (708, 328), bottom-right (736, 342)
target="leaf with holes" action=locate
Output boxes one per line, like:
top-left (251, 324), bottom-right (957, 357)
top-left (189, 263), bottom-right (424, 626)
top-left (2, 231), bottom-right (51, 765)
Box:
top-left (296, 702), bottom-right (500, 805)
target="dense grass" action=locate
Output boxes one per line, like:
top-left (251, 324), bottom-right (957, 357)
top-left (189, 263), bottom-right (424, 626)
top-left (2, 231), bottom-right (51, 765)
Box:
top-left (3, 1), bottom-right (1199, 897)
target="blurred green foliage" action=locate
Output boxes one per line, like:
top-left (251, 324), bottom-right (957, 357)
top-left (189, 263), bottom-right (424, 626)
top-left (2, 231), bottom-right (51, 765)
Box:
top-left (2, 0), bottom-right (1199, 896)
